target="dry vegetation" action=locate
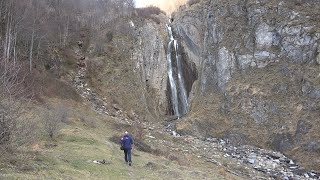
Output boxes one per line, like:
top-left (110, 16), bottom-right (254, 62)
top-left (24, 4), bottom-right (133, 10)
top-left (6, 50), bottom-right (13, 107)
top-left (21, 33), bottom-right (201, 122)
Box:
top-left (136, 6), bottom-right (165, 24)
top-left (0, 60), bottom-right (35, 154)
top-left (187, 0), bottom-right (201, 6)
top-left (0, 0), bottom-right (135, 173)
top-left (0, 98), bottom-right (242, 179)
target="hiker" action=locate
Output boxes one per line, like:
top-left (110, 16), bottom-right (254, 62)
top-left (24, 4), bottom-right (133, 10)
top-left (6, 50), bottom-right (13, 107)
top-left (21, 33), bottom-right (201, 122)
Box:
top-left (120, 131), bottom-right (134, 166)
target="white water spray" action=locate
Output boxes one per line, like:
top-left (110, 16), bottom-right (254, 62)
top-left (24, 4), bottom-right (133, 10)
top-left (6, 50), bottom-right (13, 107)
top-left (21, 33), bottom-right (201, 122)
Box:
top-left (166, 24), bottom-right (179, 116)
top-left (174, 41), bottom-right (188, 115)
top-left (166, 24), bottom-right (189, 117)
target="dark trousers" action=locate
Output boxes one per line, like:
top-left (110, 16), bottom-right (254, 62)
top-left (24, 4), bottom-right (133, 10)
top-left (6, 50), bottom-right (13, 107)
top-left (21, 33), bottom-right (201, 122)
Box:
top-left (124, 148), bottom-right (132, 163)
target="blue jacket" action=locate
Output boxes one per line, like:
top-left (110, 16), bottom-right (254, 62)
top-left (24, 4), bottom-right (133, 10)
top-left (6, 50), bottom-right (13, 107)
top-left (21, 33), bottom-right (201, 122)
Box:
top-left (121, 134), bottom-right (133, 149)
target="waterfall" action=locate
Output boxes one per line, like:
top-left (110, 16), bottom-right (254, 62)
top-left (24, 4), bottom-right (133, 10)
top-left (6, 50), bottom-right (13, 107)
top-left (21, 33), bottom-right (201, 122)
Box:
top-left (174, 41), bottom-right (188, 115)
top-left (166, 24), bottom-right (189, 117)
top-left (167, 40), bottom-right (179, 117)
top-left (166, 25), bottom-right (179, 117)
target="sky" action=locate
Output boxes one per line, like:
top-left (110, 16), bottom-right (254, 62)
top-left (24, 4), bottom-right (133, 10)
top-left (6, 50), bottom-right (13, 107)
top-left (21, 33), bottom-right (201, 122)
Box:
top-left (135, 0), bottom-right (188, 14)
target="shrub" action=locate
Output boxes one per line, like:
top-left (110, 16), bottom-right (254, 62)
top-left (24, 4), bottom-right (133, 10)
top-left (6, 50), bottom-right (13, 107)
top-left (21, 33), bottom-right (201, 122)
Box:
top-left (0, 60), bottom-right (35, 153)
top-left (44, 105), bottom-right (68, 139)
top-left (149, 16), bottom-right (161, 24)
top-left (136, 6), bottom-right (163, 17)
top-left (80, 117), bottom-right (97, 128)
top-left (136, 6), bottom-right (164, 24)
top-left (187, 0), bottom-right (200, 6)
top-left (106, 31), bottom-right (114, 42)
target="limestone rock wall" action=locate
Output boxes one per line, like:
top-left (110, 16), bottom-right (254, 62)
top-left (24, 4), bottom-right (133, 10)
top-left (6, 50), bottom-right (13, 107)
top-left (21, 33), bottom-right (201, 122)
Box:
top-left (131, 16), bottom-right (169, 118)
top-left (173, 0), bottom-right (320, 92)
top-left (170, 0), bottom-right (320, 170)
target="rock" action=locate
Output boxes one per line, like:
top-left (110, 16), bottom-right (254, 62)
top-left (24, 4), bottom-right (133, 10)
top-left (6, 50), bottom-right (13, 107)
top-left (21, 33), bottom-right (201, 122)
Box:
top-left (112, 104), bottom-right (121, 111)
top-left (273, 159), bottom-right (280, 164)
top-left (271, 83), bottom-right (288, 94)
top-left (217, 47), bottom-right (235, 89)
top-left (317, 45), bottom-right (320, 65)
top-left (172, 131), bottom-right (180, 137)
top-left (77, 40), bottom-right (83, 47)
top-left (255, 23), bottom-right (274, 49)
top-left (224, 132), bottom-right (248, 146)
top-left (248, 158), bottom-right (255, 164)
top-left (146, 135), bottom-right (155, 139)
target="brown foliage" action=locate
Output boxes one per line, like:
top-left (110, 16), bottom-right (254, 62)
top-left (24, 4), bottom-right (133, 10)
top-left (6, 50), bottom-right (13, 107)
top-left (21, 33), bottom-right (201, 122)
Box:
top-left (136, 6), bottom-right (164, 24)
top-left (43, 104), bottom-right (68, 139)
top-left (136, 6), bottom-right (163, 16)
top-left (0, 60), bottom-right (36, 153)
top-left (187, 0), bottom-right (200, 6)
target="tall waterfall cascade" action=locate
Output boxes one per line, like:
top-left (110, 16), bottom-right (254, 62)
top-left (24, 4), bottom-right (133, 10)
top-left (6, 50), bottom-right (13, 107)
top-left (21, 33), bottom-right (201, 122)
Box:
top-left (166, 24), bottom-right (189, 118)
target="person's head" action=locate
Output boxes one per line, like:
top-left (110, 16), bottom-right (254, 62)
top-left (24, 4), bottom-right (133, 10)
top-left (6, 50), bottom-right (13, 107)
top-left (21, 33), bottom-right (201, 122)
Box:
top-left (124, 131), bottom-right (128, 135)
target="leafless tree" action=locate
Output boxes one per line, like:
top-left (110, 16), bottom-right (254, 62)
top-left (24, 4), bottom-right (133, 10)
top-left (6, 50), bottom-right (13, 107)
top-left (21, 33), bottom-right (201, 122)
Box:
top-left (0, 58), bottom-right (34, 153)
top-left (0, 0), bottom-right (137, 151)
top-left (44, 104), bottom-right (68, 139)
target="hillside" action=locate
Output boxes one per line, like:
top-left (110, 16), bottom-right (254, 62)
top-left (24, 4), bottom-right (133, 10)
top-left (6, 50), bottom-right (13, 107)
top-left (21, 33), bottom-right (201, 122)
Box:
top-left (1, 98), bottom-right (244, 179)
top-left (0, 0), bottom-right (320, 179)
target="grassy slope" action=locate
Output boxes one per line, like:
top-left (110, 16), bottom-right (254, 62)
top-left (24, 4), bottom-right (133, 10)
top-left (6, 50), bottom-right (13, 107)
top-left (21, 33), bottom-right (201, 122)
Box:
top-left (0, 99), bottom-right (242, 180)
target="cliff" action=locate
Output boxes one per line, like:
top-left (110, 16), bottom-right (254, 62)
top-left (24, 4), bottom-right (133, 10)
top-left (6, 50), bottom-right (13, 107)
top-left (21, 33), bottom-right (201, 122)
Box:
top-left (169, 0), bottom-right (320, 170)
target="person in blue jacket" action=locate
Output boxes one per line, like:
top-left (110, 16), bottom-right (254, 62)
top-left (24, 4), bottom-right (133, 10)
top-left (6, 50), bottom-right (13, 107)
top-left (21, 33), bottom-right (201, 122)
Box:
top-left (120, 131), bottom-right (134, 166)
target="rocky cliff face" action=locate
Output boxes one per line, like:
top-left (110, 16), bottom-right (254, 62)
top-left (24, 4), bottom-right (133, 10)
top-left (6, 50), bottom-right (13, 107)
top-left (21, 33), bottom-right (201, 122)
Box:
top-left (132, 15), bottom-right (198, 118)
top-left (167, 0), bottom-right (320, 170)
top-left (132, 18), bottom-right (169, 118)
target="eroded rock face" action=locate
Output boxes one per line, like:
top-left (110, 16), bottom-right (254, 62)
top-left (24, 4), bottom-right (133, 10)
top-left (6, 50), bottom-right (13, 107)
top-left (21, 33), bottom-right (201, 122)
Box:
top-left (132, 15), bottom-right (198, 118)
top-left (170, 0), bottom-right (320, 170)
top-left (173, 0), bottom-right (319, 93)
top-left (131, 17), bottom-right (169, 118)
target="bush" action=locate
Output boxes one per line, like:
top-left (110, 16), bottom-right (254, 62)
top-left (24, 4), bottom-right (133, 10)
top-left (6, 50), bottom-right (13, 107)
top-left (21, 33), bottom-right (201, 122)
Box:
top-left (136, 6), bottom-right (163, 17)
top-left (80, 117), bottom-right (97, 128)
top-left (136, 6), bottom-right (164, 24)
top-left (44, 105), bottom-right (68, 139)
top-left (187, 0), bottom-right (200, 6)
top-left (149, 16), bottom-right (161, 24)
top-left (106, 31), bottom-right (114, 42)
top-left (0, 107), bottom-right (12, 147)
top-left (0, 60), bottom-right (35, 153)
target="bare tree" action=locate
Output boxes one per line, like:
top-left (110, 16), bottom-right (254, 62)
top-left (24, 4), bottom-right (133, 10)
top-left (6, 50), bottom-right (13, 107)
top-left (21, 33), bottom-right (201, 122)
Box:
top-left (44, 104), bottom-right (68, 139)
top-left (0, 58), bottom-right (33, 152)
top-left (0, 0), bottom-right (137, 150)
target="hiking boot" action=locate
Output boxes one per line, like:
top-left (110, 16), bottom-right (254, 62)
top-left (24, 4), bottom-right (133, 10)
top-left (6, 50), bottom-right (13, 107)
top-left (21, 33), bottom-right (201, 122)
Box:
top-left (129, 162), bottom-right (131, 166)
